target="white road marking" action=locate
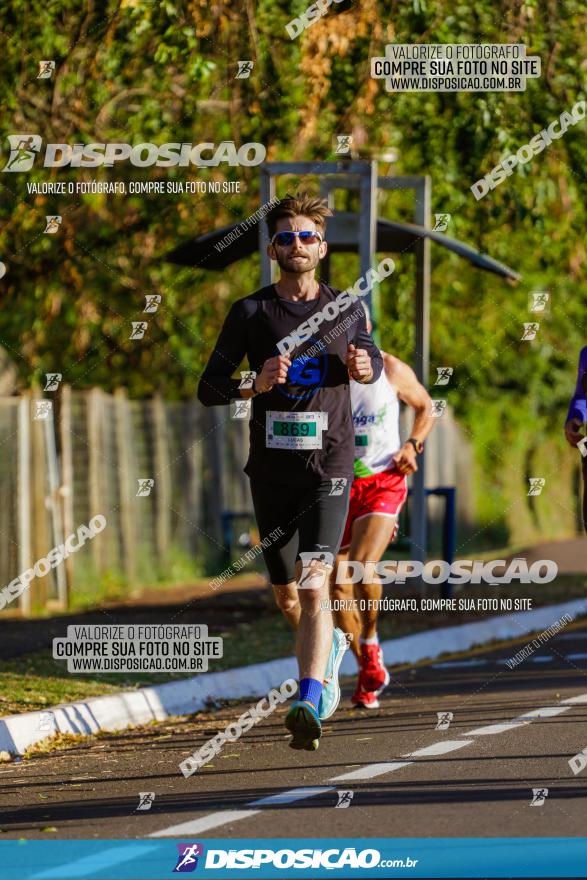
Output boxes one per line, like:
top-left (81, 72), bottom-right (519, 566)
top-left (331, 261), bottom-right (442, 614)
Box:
top-left (253, 786), bottom-right (334, 806)
top-left (462, 721), bottom-right (527, 735)
top-left (564, 653), bottom-right (587, 661)
top-left (531, 656), bottom-right (554, 663)
top-left (516, 707), bottom-right (571, 720)
top-left (150, 809), bottom-right (260, 837)
top-left (331, 740), bottom-right (473, 781)
top-left (561, 692), bottom-right (587, 704)
top-left (463, 705), bottom-right (571, 736)
top-left (558, 633), bottom-right (587, 640)
top-left (150, 787), bottom-right (333, 837)
top-left (150, 692), bottom-right (587, 838)
top-left (331, 761), bottom-right (413, 781)
top-left (405, 740), bottom-right (473, 757)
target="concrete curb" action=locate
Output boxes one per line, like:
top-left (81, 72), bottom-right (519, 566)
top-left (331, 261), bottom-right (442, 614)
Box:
top-left (1, 597), bottom-right (585, 756)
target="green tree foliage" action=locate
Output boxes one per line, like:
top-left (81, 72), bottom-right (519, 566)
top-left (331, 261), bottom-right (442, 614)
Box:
top-left (1, 0), bottom-right (586, 541)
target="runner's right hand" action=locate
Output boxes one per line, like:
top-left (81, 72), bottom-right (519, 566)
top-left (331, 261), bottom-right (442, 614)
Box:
top-left (564, 417), bottom-right (584, 448)
top-left (254, 355), bottom-right (291, 393)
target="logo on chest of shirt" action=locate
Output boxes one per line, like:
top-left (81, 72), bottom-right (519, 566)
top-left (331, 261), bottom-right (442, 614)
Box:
top-left (353, 404), bottom-right (387, 428)
top-left (277, 336), bottom-right (328, 400)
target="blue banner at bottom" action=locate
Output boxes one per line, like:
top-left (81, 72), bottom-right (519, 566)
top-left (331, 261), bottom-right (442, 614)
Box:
top-left (2, 838), bottom-right (587, 879)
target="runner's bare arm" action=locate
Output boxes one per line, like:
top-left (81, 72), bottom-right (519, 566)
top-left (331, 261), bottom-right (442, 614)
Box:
top-left (384, 353), bottom-right (435, 474)
top-left (384, 353), bottom-right (434, 442)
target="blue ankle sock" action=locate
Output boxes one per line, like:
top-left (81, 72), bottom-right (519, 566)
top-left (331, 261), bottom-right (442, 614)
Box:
top-left (299, 677), bottom-right (323, 710)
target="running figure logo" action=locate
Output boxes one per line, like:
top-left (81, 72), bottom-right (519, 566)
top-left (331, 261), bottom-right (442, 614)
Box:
top-left (37, 60), bottom-right (55, 79)
top-left (44, 215), bottom-right (62, 234)
top-left (436, 711), bottom-right (453, 730)
top-left (335, 135), bottom-right (352, 155)
top-left (434, 367), bottom-right (453, 386)
top-left (130, 321), bottom-right (148, 340)
top-left (33, 400), bottom-right (52, 420)
top-left (38, 712), bottom-right (53, 732)
top-left (236, 61), bottom-right (253, 78)
top-left (529, 291), bottom-right (549, 312)
top-left (2, 135), bottom-right (42, 172)
top-left (144, 294), bottom-right (161, 313)
top-left (136, 792), bottom-right (155, 811)
top-left (530, 788), bottom-right (548, 806)
top-left (431, 399), bottom-right (447, 418)
top-left (137, 478), bottom-right (155, 497)
top-left (298, 552), bottom-right (333, 590)
top-left (521, 322), bottom-right (539, 341)
top-left (432, 213), bottom-right (451, 232)
top-left (335, 790), bottom-right (354, 808)
top-left (329, 477), bottom-right (348, 496)
top-left (173, 843), bottom-right (204, 872)
top-left (527, 477), bottom-right (545, 496)
top-left (238, 371), bottom-right (256, 390)
top-left (569, 746), bottom-right (587, 775)
top-left (44, 373), bottom-right (62, 391)
top-left (231, 399), bottom-right (251, 420)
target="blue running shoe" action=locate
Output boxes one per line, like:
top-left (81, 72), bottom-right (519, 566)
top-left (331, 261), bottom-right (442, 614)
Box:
top-left (318, 627), bottom-right (348, 720)
top-left (285, 700), bottom-right (322, 751)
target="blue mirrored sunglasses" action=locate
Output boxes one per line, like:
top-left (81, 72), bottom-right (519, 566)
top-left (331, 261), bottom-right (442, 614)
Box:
top-left (271, 230), bottom-right (323, 247)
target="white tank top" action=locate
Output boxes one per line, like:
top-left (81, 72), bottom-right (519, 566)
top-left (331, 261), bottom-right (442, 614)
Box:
top-left (350, 371), bottom-right (401, 477)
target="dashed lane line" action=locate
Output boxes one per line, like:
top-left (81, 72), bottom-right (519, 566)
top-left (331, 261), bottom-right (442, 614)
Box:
top-left (150, 787), bottom-right (335, 838)
top-left (149, 693), bottom-right (587, 837)
top-left (329, 761), bottom-right (413, 782)
top-left (462, 705), bottom-right (572, 736)
top-left (331, 740), bottom-right (474, 782)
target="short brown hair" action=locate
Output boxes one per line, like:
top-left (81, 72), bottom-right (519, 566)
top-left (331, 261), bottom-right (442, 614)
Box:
top-left (266, 191), bottom-right (332, 239)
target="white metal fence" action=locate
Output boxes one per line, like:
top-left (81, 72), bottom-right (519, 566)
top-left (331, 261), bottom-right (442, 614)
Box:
top-left (0, 388), bottom-right (251, 615)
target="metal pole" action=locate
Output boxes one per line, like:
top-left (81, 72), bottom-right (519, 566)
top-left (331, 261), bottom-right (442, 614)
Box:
top-left (318, 178), bottom-right (335, 285)
top-left (411, 176), bottom-right (431, 573)
top-left (441, 488), bottom-right (457, 599)
top-left (17, 395), bottom-right (32, 616)
top-left (59, 385), bottom-right (74, 607)
top-left (359, 161), bottom-right (378, 341)
top-left (260, 168), bottom-right (276, 287)
top-left (43, 411), bottom-right (68, 608)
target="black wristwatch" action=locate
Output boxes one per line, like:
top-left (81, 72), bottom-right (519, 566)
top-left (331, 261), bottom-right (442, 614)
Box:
top-left (407, 437), bottom-right (424, 455)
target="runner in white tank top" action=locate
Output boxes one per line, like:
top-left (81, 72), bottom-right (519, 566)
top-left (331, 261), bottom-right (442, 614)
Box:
top-left (331, 304), bottom-right (436, 708)
top-left (351, 370), bottom-right (402, 478)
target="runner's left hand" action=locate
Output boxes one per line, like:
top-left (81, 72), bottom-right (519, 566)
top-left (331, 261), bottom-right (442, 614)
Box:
top-left (392, 443), bottom-right (418, 475)
top-left (347, 344), bottom-right (373, 382)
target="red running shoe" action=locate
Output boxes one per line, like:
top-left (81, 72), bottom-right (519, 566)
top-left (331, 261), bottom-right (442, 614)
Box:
top-left (359, 642), bottom-right (390, 694)
top-left (351, 683), bottom-right (382, 709)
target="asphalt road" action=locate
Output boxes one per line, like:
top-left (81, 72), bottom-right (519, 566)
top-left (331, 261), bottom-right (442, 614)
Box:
top-left (2, 622), bottom-right (587, 842)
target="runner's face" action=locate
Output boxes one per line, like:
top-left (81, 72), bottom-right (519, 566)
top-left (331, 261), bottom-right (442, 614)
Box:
top-left (271, 215), bottom-right (326, 275)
